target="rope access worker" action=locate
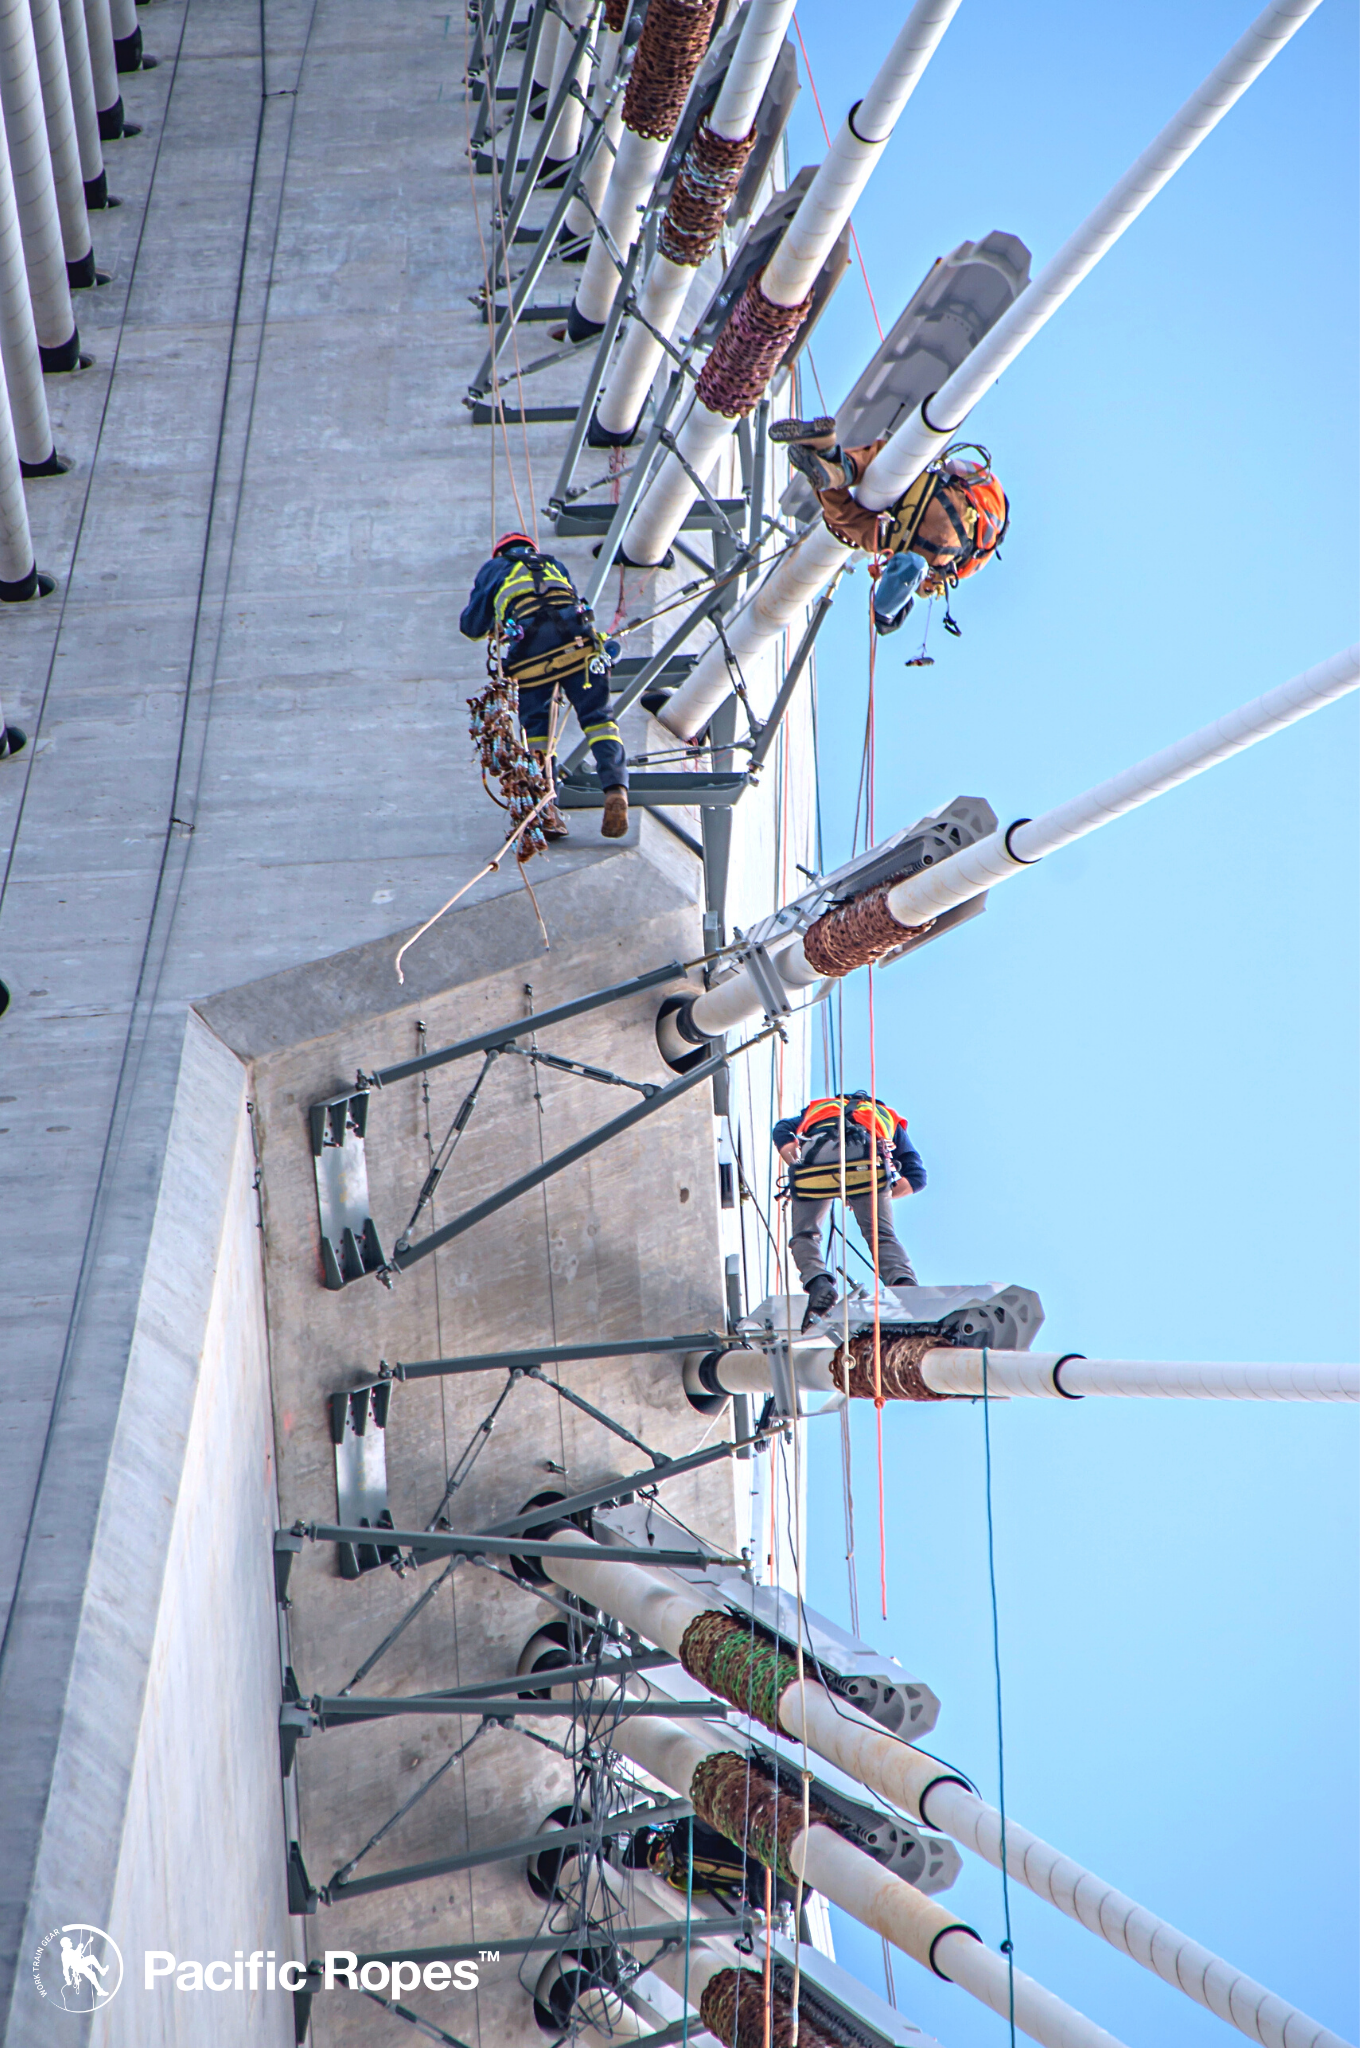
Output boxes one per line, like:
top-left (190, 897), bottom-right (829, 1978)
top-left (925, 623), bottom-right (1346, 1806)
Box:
top-left (460, 533), bottom-right (629, 839)
top-left (770, 418), bottom-right (1007, 636)
top-left (774, 1091), bottom-right (925, 1329)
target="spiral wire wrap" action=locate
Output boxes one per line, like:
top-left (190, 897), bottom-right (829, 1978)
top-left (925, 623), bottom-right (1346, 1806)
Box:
top-left (694, 271), bottom-right (813, 419)
top-left (657, 117), bottom-right (754, 266)
top-left (621, 0), bottom-right (719, 142)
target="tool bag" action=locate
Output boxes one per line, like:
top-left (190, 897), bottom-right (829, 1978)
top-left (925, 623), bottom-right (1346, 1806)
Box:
top-left (881, 443), bottom-right (1008, 583)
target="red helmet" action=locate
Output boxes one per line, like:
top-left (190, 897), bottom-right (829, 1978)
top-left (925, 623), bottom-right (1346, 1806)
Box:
top-left (492, 531), bottom-right (536, 556)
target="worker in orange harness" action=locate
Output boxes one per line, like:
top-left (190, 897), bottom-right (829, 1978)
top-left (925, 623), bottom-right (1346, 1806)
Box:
top-left (774, 1091), bottom-right (925, 1328)
top-left (770, 419), bottom-right (1008, 636)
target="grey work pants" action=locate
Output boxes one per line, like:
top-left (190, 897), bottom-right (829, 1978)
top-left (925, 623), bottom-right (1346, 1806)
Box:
top-left (788, 1192), bottom-right (917, 1290)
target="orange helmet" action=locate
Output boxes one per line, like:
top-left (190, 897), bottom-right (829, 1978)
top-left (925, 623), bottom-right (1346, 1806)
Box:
top-left (493, 531), bottom-right (536, 556)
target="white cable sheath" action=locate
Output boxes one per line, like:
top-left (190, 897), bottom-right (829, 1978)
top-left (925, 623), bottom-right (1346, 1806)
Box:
top-left (677, 645), bottom-right (1360, 1040)
top-left (0, 86), bottom-right (55, 463)
top-left (920, 1352), bottom-right (1360, 1401)
top-left (544, 0), bottom-right (593, 164)
top-left (80, 0), bottom-right (117, 124)
top-left (0, 373), bottom-right (35, 584)
top-left (918, 1781), bottom-right (1351, 2048)
top-left (857, 0), bottom-right (1325, 512)
top-left (530, 7), bottom-right (559, 93)
top-left (600, 1693), bottom-right (1126, 2048)
top-left (105, 0), bottom-right (134, 45)
top-left (564, 24), bottom-right (624, 238)
top-left (29, 0), bottom-right (91, 263)
top-left (594, 0), bottom-right (798, 439)
top-left (573, 123), bottom-right (669, 327)
top-left (57, 0), bottom-right (101, 187)
top-left (883, 644), bottom-right (1360, 930)
top-left (659, 520), bottom-right (849, 735)
top-left (619, 0), bottom-right (960, 562)
top-left (0, 0), bottom-right (76, 348)
top-left (663, 0), bottom-right (1324, 734)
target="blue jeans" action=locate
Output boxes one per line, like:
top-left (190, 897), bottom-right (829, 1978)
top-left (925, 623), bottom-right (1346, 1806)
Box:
top-left (873, 549), bottom-right (927, 633)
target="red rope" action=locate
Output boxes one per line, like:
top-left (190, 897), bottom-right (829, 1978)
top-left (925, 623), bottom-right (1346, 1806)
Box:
top-left (864, 577), bottom-right (889, 1620)
top-left (791, 14), bottom-right (885, 342)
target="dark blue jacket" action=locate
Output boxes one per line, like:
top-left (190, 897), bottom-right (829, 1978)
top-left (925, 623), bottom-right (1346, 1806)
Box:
top-left (460, 549), bottom-right (583, 669)
top-left (773, 1103), bottom-right (926, 1192)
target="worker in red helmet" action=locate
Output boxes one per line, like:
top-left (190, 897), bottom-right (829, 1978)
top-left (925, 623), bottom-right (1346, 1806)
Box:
top-left (460, 533), bottom-right (629, 839)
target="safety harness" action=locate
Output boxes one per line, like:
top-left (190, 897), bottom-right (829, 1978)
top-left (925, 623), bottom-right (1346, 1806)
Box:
top-left (787, 1093), bottom-right (904, 1201)
top-left (491, 551), bottom-right (606, 687)
top-left (879, 443), bottom-right (1008, 584)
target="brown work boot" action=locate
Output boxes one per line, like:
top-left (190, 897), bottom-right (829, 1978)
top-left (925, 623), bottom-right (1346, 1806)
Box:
top-left (785, 442), bottom-right (845, 493)
top-left (600, 787), bottom-right (629, 838)
top-left (770, 415), bottom-right (837, 448)
top-left (540, 798), bottom-right (569, 839)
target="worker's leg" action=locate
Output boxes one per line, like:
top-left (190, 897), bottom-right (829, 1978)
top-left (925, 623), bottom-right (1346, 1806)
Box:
top-left (515, 680), bottom-right (569, 838)
top-left (561, 663), bottom-right (628, 790)
top-left (812, 441), bottom-right (892, 551)
top-left (787, 1196), bottom-right (834, 1288)
top-left (847, 1190), bottom-right (917, 1288)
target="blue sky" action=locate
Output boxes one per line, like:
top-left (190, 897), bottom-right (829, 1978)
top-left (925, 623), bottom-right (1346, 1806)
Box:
top-left (781, 2), bottom-right (1358, 2041)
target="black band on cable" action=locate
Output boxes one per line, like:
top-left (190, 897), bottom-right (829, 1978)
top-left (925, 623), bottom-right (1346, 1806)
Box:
top-left (920, 389), bottom-right (965, 436)
top-left (918, 1771), bottom-right (975, 1831)
top-left (847, 99), bottom-right (887, 145)
top-left (1052, 1353), bottom-right (1086, 1399)
top-left (1004, 817), bottom-right (1039, 863)
top-left (928, 1923), bottom-right (982, 1980)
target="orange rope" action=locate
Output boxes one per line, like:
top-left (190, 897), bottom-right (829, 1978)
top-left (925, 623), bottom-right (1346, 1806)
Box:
top-left (865, 577), bottom-right (888, 1619)
top-left (791, 14), bottom-right (885, 342)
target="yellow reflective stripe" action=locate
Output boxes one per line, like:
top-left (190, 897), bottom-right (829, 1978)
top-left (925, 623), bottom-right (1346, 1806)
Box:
top-left (582, 720), bottom-right (620, 740)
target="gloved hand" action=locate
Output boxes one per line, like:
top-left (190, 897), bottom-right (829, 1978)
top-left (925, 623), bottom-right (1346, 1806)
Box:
top-left (778, 1141), bottom-right (800, 1165)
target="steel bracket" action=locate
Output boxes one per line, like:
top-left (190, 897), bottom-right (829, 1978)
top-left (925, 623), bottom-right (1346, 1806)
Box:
top-left (309, 1090), bottom-right (386, 1288)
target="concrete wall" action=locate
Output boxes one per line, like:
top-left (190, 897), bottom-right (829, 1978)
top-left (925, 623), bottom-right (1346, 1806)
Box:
top-left (9, 1014), bottom-right (296, 2047)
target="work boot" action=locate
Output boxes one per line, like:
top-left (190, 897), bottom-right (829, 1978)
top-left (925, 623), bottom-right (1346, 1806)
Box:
top-left (539, 798), bottom-right (569, 839)
top-left (785, 442), bottom-right (845, 493)
top-left (801, 1272), bottom-right (838, 1332)
top-left (769, 415), bottom-right (837, 449)
top-left (600, 787), bottom-right (629, 838)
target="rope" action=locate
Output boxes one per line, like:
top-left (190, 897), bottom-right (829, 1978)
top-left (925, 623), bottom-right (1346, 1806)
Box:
top-left (695, 273), bottom-right (813, 419)
top-left (789, 14), bottom-right (884, 341)
top-left (621, 0), bottom-right (720, 142)
top-left (678, 1611), bottom-right (799, 1734)
top-left (865, 608), bottom-right (888, 1620)
top-left (982, 1346), bottom-right (1018, 2043)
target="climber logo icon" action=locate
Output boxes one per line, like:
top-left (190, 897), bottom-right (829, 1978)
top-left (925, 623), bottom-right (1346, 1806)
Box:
top-left (31, 1924), bottom-right (124, 2012)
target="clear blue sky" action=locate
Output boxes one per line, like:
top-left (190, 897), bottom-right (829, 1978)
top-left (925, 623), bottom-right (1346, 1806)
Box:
top-left (782, 2), bottom-right (1358, 2042)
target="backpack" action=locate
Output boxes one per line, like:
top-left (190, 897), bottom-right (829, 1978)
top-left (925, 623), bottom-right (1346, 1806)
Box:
top-left (881, 444), bottom-right (1008, 584)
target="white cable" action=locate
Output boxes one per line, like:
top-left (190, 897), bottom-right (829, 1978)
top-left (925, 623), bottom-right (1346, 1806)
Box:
top-left (664, 0), bottom-right (1325, 734)
top-left (920, 1352), bottom-right (1360, 1401)
top-left (0, 86), bottom-right (55, 464)
top-left (857, 0), bottom-right (1325, 512)
top-left (29, 0), bottom-right (92, 266)
top-left (0, 0), bottom-right (77, 351)
top-left (80, 0), bottom-right (119, 126)
top-left (57, 0), bottom-right (103, 191)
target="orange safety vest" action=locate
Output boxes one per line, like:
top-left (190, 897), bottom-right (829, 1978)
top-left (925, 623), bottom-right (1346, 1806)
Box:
top-left (797, 1096), bottom-right (903, 1145)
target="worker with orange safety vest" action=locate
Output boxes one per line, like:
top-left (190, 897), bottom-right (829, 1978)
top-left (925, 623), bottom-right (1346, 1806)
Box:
top-left (770, 420), bottom-right (1008, 636)
top-left (773, 1091), bottom-right (925, 1327)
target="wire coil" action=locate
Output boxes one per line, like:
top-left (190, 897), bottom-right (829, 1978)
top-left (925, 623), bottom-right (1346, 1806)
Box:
top-left (695, 273), bottom-right (813, 419)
